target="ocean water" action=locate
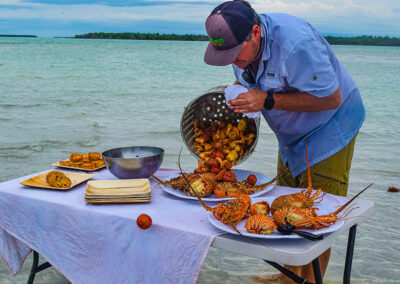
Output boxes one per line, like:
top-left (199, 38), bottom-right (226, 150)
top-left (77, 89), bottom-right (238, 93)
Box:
top-left (0, 37), bottom-right (399, 283)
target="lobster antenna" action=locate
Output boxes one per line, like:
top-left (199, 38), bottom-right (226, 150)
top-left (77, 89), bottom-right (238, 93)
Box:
top-left (147, 167), bottom-right (167, 185)
top-left (176, 147), bottom-right (212, 211)
top-left (334, 183), bottom-right (374, 215)
top-left (259, 173), bottom-right (284, 188)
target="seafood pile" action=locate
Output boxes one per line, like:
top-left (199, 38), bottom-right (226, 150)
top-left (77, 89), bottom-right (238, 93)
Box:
top-left (193, 118), bottom-right (256, 174)
top-left (200, 190), bottom-right (362, 236)
top-left (196, 142), bottom-right (372, 236)
top-left (150, 170), bottom-right (279, 199)
top-left (196, 194), bottom-right (277, 235)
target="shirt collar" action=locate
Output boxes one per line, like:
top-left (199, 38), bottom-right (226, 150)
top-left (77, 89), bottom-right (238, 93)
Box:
top-left (261, 20), bottom-right (271, 62)
top-left (253, 29), bottom-right (264, 63)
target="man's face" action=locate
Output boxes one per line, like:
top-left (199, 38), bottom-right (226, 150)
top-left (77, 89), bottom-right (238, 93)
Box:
top-left (232, 26), bottom-right (261, 69)
top-left (232, 39), bottom-right (259, 68)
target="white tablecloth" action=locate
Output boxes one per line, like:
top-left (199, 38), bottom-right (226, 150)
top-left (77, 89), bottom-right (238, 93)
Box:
top-left (0, 168), bottom-right (347, 284)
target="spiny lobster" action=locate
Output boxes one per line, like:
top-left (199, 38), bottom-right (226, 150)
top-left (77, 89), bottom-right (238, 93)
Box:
top-left (272, 183), bottom-right (373, 229)
top-left (271, 137), bottom-right (373, 229)
top-left (149, 171), bottom-right (216, 197)
top-left (213, 175), bottom-right (281, 198)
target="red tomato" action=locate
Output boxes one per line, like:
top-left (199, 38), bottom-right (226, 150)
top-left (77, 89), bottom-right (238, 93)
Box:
top-left (137, 214), bottom-right (152, 230)
top-left (246, 174), bottom-right (257, 186)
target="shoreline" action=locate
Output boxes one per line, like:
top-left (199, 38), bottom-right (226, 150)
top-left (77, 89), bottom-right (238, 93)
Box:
top-left (2, 34), bottom-right (400, 47)
top-left (75, 33), bottom-right (400, 47)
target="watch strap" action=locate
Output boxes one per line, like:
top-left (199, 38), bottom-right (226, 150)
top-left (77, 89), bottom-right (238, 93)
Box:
top-left (264, 91), bottom-right (274, 110)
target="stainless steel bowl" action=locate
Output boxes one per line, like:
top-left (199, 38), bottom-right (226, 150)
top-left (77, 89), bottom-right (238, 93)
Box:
top-left (102, 146), bottom-right (164, 179)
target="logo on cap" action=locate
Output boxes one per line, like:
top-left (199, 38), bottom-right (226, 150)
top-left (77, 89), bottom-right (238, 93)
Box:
top-left (208, 36), bottom-right (225, 46)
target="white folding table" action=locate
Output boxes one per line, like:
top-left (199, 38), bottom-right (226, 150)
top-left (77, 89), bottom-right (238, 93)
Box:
top-left (27, 199), bottom-right (374, 284)
top-left (0, 168), bottom-right (374, 284)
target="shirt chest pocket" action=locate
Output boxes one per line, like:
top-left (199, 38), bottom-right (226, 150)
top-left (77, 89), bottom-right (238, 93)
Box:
top-left (260, 71), bottom-right (287, 92)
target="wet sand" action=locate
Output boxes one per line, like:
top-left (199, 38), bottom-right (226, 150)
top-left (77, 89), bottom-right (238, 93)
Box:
top-left (0, 254), bottom-right (69, 284)
top-left (0, 247), bottom-right (372, 284)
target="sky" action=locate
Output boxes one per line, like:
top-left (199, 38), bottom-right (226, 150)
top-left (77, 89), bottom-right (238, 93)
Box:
top-left (1, 0), bottom-right (399, 37)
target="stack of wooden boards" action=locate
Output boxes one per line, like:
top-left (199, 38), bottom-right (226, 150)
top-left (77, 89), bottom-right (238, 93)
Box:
top-left (84, 179), bottom-right (151, 204)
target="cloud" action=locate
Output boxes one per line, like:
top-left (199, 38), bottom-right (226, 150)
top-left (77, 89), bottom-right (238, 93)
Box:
top-left (252, 0), bottom-right (399, 22)
top-left (0, 0), bottom-right (399, 37)
top-left (0, 1), bottom-right (214, 22)
top-left (21, 0), bottom-right (216, 7)
top-left (252, 0), bottom-right (400, 36)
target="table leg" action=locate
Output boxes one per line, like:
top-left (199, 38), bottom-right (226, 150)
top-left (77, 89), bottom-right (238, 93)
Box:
top-left (27, 250), bottom-right (52, 284)
top-left (264, 260), bottom-right (314, 284)
top-left (312, 257), bottom-right (323, 284)
top-left (343, 225), bottom-right (357, 284)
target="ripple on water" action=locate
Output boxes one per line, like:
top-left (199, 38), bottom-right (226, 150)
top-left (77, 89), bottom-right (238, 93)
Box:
top-left (0, 140), bottom-right (68, 156)
top-left (74, 135), bottom-right (101, 147)
top-left (0, 144), bottom-right (43, 153)
top-left (92, 122), bottom-right (104, 129)
top-left (67, 112), bottom-right (88, 118)
top-left (0, 103), bottom-right (43, 109)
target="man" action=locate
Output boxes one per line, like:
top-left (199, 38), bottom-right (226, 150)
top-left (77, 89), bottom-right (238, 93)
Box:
top-left (203, 0), bottom-right (365, 282)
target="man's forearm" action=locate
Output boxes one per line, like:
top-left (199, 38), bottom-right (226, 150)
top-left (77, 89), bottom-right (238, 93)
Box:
top-left (273, 88), bottom-right (341, 112)
top-left (227, 86), bottom-right (341, 113)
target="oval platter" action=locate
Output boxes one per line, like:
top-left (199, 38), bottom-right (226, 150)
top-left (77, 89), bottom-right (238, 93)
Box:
top-left (159, 169), bottom-right (273, 202)
top-left (207, 197), bottom-right (344, 239)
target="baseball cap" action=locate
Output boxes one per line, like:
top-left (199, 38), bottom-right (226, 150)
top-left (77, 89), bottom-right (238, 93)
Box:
top-left (204, 1), bottom-right (255, 66)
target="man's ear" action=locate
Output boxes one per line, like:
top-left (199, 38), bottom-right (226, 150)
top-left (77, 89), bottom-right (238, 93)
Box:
top-left (252, 25), bottom-right (261, 40)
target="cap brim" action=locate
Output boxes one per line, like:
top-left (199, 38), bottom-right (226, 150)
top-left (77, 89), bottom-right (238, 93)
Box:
top-left (204, 42), bottom-right (244, 66)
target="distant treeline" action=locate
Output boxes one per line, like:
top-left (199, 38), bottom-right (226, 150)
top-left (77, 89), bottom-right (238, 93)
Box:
top-left (75, 32), bottom-right (208, 41)
top-left (75, 32), bottom-right (400, 46)
top-left (324, 35), bottom-right (400, 46)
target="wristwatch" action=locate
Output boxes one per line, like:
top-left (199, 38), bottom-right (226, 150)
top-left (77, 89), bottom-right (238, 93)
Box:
top-left (263, 91), bottom-right (274, 110)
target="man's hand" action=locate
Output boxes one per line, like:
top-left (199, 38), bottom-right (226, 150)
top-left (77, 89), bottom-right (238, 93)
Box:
top-left (228, 88), bottom-right (267, 113)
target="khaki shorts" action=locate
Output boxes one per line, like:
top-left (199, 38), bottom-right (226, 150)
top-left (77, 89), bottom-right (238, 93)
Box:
top-left (277, 134), bottom-right (357, 197)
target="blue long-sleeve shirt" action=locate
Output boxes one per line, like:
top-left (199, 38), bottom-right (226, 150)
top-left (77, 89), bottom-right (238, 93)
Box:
top-left (233, 13), bottom-right (365, 177)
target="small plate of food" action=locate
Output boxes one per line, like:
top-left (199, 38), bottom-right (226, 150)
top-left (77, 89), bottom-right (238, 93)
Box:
top-left (20, 170), bottom-right (95, 190)
top-left (53, 152), bottom-right (105, 171)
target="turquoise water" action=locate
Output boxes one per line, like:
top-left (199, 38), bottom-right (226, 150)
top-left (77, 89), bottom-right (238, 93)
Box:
top-left (0, 37), bottom-right (399, 283)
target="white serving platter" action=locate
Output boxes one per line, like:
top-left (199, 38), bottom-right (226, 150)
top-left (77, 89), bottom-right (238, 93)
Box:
top-left (159, 169), bottom-right (273, 202)
top-left (208, 197), bottom-right (344, 239)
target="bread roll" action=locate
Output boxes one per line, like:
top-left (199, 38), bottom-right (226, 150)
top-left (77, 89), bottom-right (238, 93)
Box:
top-left (81, 162), bottom-right (95, 169)
top-left (46, 171), bottom-right (71, 189)
top-left (93, 160), bottom-right (104, 168)
top-left (70, 154), bottom-right (83, 162)
top-left (59, 160), bottom-right (71, 167)
top-left (88, 152), bottom-right (102, 161)
top-left (46, 171), bottom-right (64, 183)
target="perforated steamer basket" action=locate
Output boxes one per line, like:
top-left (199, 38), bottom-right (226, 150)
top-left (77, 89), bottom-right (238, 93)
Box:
top-left (180, 85), bottom-right (260, 165)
